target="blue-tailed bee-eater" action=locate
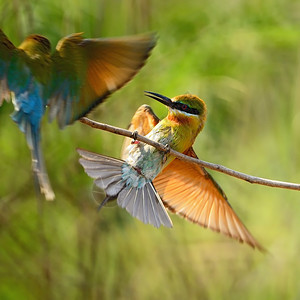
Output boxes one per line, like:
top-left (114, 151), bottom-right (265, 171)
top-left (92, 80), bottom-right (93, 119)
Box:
top-left (0, 29), bottom-right (156, 200)
top-left (78, 91), bottom-right (264, 250)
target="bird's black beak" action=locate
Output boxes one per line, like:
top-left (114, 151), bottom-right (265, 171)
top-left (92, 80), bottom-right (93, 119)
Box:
top-left (144, 91), bottom-right (174, 108)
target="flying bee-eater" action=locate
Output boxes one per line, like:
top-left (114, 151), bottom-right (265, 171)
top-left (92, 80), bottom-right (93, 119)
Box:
top-left (0, 29), bottom-right (156, 200)
top-left (78, 91), bottom-right (264, 250)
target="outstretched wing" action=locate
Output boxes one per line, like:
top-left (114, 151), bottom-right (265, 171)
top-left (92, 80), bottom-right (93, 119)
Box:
top-left (0, 29), bottom-right (16, 105)
top-left (153, 148), bottom-right (264, 250)
top-left (47, 33), bottom-right (156, 128)
top-left (121, 104), bottom-right (160, 159)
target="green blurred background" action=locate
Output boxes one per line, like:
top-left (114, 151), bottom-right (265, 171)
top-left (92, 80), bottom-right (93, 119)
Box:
top-left (1, 0), bottom-right (300, 299)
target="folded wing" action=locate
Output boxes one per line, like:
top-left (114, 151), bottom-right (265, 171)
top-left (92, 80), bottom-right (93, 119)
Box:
top-left (121, 104), bottom-right (160, 159)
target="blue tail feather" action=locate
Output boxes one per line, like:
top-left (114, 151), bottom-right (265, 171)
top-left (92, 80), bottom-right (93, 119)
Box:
top-left (77, 150), bottom-right (173, 228)
top-left (29, 121), bottom-right (55, 201)
top-left (11, 85), bottom-right (55, 200)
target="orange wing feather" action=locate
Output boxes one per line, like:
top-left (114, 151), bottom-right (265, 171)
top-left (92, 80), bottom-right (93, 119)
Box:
top-left (121, 104), bottom-right (160, 159)
top-left (153, 148), bottom-right (264, 250)
top-left (48, 33), bottom-right (156, 128)
top-left (121, 104), bottom-right (263, 250)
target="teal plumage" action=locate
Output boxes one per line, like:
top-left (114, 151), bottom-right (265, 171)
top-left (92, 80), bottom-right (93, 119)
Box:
top-left (0, 29), bottom-right (156, 200)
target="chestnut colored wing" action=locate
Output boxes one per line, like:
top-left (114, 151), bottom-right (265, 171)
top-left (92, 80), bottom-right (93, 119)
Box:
top-left (121, 104), bottom-right (160, 159)
top-left (153, 148), bottom-right (264, 250)
top-left (47, 33), bottom-right (156, 128)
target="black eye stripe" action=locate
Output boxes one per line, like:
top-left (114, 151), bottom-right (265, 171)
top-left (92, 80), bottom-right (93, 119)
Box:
top-left (189, 107), bottom-right (200, 114)
top-left (174, 102), bottom-right (199, 115)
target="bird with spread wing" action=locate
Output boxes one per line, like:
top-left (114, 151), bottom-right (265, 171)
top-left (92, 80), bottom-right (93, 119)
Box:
top-left (0, 29), bottom-right (156, 200)
top-left (78, 91), bottom-right (264, 250)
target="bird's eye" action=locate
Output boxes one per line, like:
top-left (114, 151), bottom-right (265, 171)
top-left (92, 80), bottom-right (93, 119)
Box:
top-left (182, 104), bottom-right (188, 110)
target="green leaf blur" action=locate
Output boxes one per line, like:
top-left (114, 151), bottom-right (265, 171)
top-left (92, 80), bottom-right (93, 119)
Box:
top-left (1, 0), bottom-right (300, 299)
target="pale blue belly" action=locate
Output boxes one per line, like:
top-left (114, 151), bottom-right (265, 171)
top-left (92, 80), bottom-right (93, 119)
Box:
top-left (124, 126), bottom-right (173, 181)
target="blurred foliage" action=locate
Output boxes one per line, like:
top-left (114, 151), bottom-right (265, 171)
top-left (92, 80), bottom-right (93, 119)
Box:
top-left (1, 0), bottom-right (300, 299)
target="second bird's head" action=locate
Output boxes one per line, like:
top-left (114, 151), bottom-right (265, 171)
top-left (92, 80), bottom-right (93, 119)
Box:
top-left (145, 91), bottom-right (207, 133)
top-left (19, 34), bottom-right (51, 56)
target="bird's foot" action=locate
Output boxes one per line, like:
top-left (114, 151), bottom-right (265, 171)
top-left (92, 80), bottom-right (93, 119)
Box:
top-left (164, 144), bottom-right (171, 153)
top-left (131, 130), bottom-right (138, 140)
top-left (131, 130), bottom-right (140, 144)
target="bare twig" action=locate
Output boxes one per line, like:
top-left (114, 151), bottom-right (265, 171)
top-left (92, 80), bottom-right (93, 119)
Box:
top-left (80, 117), bottom-right (300, 191)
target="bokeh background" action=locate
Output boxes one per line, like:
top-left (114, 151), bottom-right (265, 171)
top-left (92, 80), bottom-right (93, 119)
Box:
top-left (1, 0), bottom-right (300, 299)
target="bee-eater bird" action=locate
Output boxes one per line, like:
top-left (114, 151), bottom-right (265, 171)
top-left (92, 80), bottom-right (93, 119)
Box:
top-left (0, 29), bottom-right (156, 200)
top-left (78, 91), bottom-right (263, 250)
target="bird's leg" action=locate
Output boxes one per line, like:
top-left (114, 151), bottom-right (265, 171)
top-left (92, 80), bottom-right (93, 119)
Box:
top-left (162, 144), bottom-right (171, 164)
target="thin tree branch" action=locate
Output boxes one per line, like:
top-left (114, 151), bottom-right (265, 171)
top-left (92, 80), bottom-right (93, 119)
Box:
top-left (80, 117), bottom-right (300, 191)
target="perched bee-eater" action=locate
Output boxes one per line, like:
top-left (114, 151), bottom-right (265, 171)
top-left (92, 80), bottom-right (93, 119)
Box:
top-left (78, 91), bottom-right (263, 250)
top-left (0, 29), bottom-right (155, 200)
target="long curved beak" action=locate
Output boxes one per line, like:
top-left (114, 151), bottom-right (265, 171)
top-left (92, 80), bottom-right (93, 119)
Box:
top-left (144, 91), bottom-right (174, 108)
